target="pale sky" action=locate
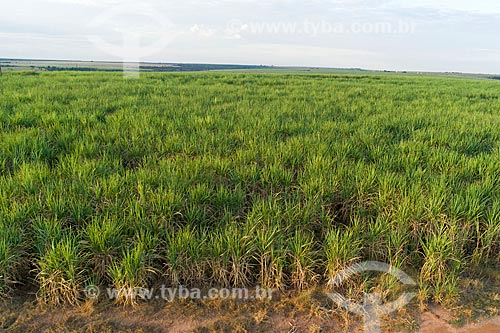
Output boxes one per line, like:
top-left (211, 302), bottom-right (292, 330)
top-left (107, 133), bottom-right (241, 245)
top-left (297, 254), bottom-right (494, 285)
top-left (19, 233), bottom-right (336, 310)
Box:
top-left (1, 0), bottom-right (500, 73)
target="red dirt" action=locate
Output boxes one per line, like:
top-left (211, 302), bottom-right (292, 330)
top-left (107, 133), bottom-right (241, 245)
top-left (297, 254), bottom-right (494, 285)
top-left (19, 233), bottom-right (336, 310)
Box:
top-left (1, 293), bottom-right (499, 332)
top-left (419, 312), bottom-right (500, 333)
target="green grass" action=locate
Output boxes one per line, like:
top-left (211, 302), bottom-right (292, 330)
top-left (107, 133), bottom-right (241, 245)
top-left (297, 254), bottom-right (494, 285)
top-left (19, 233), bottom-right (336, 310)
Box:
top-left (0, 71), bottom-right (499, 305)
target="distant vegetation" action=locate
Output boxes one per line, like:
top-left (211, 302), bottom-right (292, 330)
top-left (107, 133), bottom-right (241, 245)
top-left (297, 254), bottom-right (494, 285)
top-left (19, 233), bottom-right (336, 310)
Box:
top-left (42, 64), bottom-right (269, 72)
top-left (0, 60), bottom-right (270, 73)
top-left (141, 64), bottom-right (270, 72)
top-left (43, 66), bottom-right (123, 72)
top-left (0, 71), bottom-right (499, 306)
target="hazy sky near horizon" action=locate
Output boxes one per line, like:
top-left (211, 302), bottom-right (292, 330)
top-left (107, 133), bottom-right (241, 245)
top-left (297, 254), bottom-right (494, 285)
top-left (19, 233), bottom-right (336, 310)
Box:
top-left (1, 0), bottom-right (500, 73)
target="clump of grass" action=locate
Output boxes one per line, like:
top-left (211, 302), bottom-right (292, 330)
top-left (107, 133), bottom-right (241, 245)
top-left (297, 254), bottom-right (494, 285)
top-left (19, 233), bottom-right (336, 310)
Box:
top-left (419, 222), bottom-right (464, 305)
top-left (364, 216), bottom-right (389, 261)
top-left (83, 215), bottom-right (123, 283)
top-left (0, 221), bottom-right (24, 297)
top-left (35, 234), bottom-right (84, 306)
top-left (471, 202), bottom-right (500, 265)
top-left (163, 226), bottom-right (206, 286)
top-left (324, 225), bottom-right (363, 281)
top-left (209, 223), bottom-right (253, 287)
top-left (379, 221), bottom-right (413, 297)
top-left (288, 230), bottom-right (319, 291)
top-left (254, 224), bottom-right (287, 290)
top-left (32, 217), bottom-right (63, 255)
top-left (108, 240), bottom-right (156, 306)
